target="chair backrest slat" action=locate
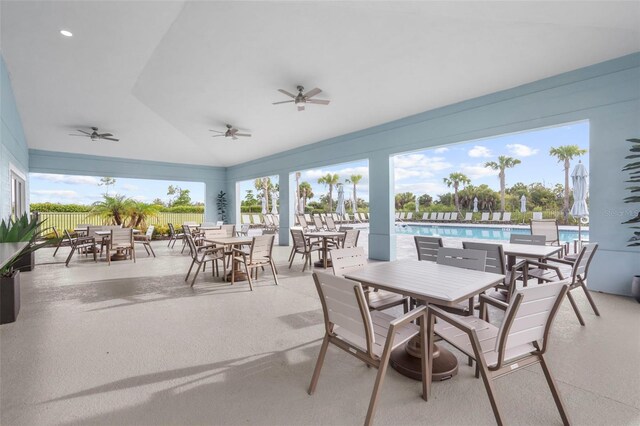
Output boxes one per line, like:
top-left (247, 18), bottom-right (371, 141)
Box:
top-left (313, 272), bottom-right (373, 352)
top-left (290, 228), bottom-right (307, 248)
top-left (496, 281), bottom-right (569, 353)
top-left (573, 243), bottom-right (598, 280)
top-left (462, 241), bottom-right (506, 275)
top-left (204, 228), bottom-right (226, 240)
top-left (510, 234), bottom-right (546, 245)
top-left (414, 236), bottom-right (443, 262)
top-left (530, 219), bottom-right (560, 244)
top-left (325, 215), bottom-right (337, 231)
top-left (331, 247), bottom-right (367, 276)
top-left (221, 224), bottom-right (236, 237)
top-left (436, 247), bottom-right (486, 271)
top-left (313, 215), bottom-right (324, 230)
top-left (250, 235), bottom-right (274, 260)
top-left (111, 228), bottom-right (133, 245)
top-left (342, 229), bottom-right (360, 248)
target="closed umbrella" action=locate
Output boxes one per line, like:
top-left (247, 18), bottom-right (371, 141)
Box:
top-left (520, 195), bottom-right (527, 224)
top-left (570, 161), bottom-right (589, 243)
top-left (415, 194), bottom-right (419, 213)
top-left (336, 184), bottom-right (346, 219)
top-left (473, 197), bottom-right (478, 213)
top-left (271, 191), bottom-right (278, 215)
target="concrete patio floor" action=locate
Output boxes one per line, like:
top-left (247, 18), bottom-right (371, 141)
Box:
top-left (1, 234), bottom-right (638, 425)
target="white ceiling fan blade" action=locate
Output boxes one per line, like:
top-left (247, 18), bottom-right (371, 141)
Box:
top-left (69, 134), bottom-right (89, 137)
top-left (211, 134), bottom-right (225, 138)
top-left (304, 88), bottom-right (322, 98)
top-left (235, 133), bottom-right (251, 137)
top-left (98, 133), bottom-right (113, 137)
top-left (76, 129), bottom-right (91, 135)
top-left (273, 100), bottom-right (294, 105)
top-left (278, 89), bottom-right (296, 98)
top-left (102, 137), bottom-right (119, 141)
top-left (306, 99), bottom-right (330, 105)
top-left (209, 129), bottom-right (224, 133)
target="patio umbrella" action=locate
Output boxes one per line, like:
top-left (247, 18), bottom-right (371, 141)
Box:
top-left (271, 192), bottom-right (278, 215)
top-left (415, 195), bottom-right (419, 213)
top-left (336, 184), bottom-right (346, 218)
top-left (473, 197), bottom-right (478, 213)
top-left (570, 160), bottom-right (589, 243)
top-left (520, 195), bottom-right (527, 224)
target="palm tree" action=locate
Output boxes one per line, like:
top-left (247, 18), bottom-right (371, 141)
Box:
top-left (254, 177), bottom-right (272, 211)
top-left (345, 174), bottom-right (363, 213)
top-left (443, 172), bottom-right (470, 212)
top-left (90, 194), bottom-right (132, 225)
top-left (299, 182), bottom-right (314, 210)
top-left (317, 173), bottom-right (340, 211)
top-left (549, 145), bottom-right (588, 221)
top-left (126, 201), bottom-right (160, 228)
top-left (484, 156), bottom-right (521, 211)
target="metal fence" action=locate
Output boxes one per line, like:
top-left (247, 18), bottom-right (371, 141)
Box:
top-left (34, 212), bottom-right (205, 233)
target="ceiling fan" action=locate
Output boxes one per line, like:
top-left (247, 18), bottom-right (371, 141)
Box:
top-left (273, 85), bottom-right (330, 111)
top-left (69, 127), bottom-right (119, 141)
top-left (210, 124), bottom-right (251, 140)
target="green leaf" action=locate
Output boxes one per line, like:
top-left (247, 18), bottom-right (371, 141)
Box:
top-left (627, 138), bottom-right (640, 143)
top-left (626, 154), bottom-right (640, 159)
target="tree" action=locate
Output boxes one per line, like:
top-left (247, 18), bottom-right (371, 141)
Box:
top-left (299, 182), bottom-right (314, 210)
top-left (549, 145), bottom-right (588, 221)
top-left (167, 185), bottom-right (192, 207)
top-left (99, 177), bottom-right (116, 195)
top-left (151, 198), bottom-right (165, 206)
top-left (254, 178), bottom-right (273, 211)
top-left (126, 201), bottom-right (160, 228)
top-left (395, 192), bottom-right (415, 210)
top-left (317, 173), bottom-right (340, 212)
top-left (484, 156), bottom-right (522, 211)
top-left (90, 194), bottom-right (132, 225)
top-left (244, 190), bottom-right (257, 205)
top-left (443, 172), bottom-right (471, 212)
top-left (345, 174), bottom-right (363, 213)
top-left (418, 194), bottom-right (433, 208)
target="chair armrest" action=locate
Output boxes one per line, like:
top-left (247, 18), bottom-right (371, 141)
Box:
top-left (479, 294), bottom-right (509, 311)
top-left (390, 305), bottom-right (426, 327)
top-left (428, 305), bottom-right (477, 334)
top-left (76, 236), bottom-right (95, 244)
top-left (521, 259), bottom-right (564, 278)
top-left (544, 257), bottom-right (575, 266)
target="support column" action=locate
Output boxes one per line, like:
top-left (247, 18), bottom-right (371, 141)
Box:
top-left (368, 152), bottom-right (395, 261)
top-left (278, 172), bottom-right (290, 246)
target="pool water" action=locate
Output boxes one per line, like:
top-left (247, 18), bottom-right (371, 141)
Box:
top-left (395, 224), bottom-right (588, 243)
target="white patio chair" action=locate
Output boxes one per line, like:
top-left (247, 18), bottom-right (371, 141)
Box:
top-left (523, 243), bottom-right (600, 326)
top-left (436, 247), bottom-right (487, 315)
top-left (480, 212), bottom-right (490, 222)
top-left (134, 225), bottom-right (155, 257)
top-left (532, 212), bottom-right (543, 220)
top-left (167, 223), bottom-right (185, 248)
top-left (289, 229), bottom-right (321, 272)
top-left (312, 215), bottom-right (325, 231)
top-left (331, 247), bottom-right (408, 313)
top-left (501, 212), bottom-right (512, 223)
top-left (341, 229), bottom-right (360, 248)
top-left (436, 212), bottom-right (444, 221)
top-left (414, 236), bottom-right (442, 262)
top-left (490, 212), bottom-right (502, 222)
top-left (530, 219), bottom-right (562, 251)
top-left (231, 235), bottom-right (278, 291)
top-left (251, 214), bottom-right (263, 228)
top-left (107, 228), bottom-right (135, 265)
top-left (308, 271), bottom-right (428, 426)
top-left (427, 280), bottom-right (572, 425)
top-left (405, 212), bottom-right (413, 221)
top-left (241, 214), bottom-right (251, 225)
top-left (184, 233), bottom-right (226, 286)
top-left (463, 212), bottom-right (473, 222)
top-left (421, 212), bottom-right (429, 221)
top-left (63, 229), bottom-right (98, 267)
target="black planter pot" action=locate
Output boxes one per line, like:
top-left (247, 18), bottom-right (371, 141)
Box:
top-left (14, 250), bottom-right (34, 272)
top-left (1, 270), bottom-right (21, 324)
top-left (632, 275), bottom-right (640, 304)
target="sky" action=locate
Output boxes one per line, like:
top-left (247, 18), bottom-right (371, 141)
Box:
top-left (29, 174), bottom-right (205, 205)
top-left (30, 121), bottom-right (589, 206)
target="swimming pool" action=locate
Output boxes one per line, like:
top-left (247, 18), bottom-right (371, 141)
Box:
top-left (395, 224), bottom-right (588, 243)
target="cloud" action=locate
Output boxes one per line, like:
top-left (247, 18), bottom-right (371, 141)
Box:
top-left (434, 147), bottom-right (449, 153)
top-left (31, 190), bottom-right (80, 199)
top-left (131, 195), bottom-right (147, 201)
top-left (460, 163), bottom-right (500, 180)
top-left (395, 181), bottom-right (449, 195)
top-left (393, 154), bottom-right (452, 182)
top-left (120, 184), bottom-right (139, 191)
top-left (468, 145), bottom-right (492, 158)
top-left (30, 173), bottom-right (100, 185)
top-left (506, 143), bottom-right (539, 157)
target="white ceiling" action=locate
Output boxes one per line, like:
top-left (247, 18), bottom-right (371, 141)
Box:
top-left (2, 1), bottom-right (639, 167)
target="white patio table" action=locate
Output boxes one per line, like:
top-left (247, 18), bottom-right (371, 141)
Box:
top-left (345, 259), bottom-right (504, 381)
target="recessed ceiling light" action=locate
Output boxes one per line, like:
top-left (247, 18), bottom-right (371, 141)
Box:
top-left (60, 30), bottom-right (73, 37)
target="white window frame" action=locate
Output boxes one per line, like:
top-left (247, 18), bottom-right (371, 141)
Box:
top-left (9, 164), bottom-right (26, 220)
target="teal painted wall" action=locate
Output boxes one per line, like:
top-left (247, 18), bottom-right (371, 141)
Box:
top-left (29, 150), bottom-right (227, 222)
top-left (227, 53), bottom-right (640, 296)
top-left (0, 56), bottom-right (29, 220)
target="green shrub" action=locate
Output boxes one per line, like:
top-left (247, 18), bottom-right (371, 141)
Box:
top-left (30, 202), bottom-right (91, 212)
top-left (160, 205), bottom-right (204, 213)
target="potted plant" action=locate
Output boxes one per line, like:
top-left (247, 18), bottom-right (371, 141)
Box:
top-left (1, 214), bottom-right (54, 323)
top-left (217, 191), bottom-right (228, 223)
top-left (622, 138), bottom-right (640, 302)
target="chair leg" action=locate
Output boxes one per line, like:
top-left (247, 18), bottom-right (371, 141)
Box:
top-left (426, 311), bottom-right (436, 400)
top-left (132, 246), bottom-right (136, 263)
top-left (301, 253), bottom-right (308, 272)
top-left (185, 258), bottom-right (197, 282)
top-left (289, 251), bottom-right (297, 269)
top-left (53, 240), bottom-right (63, 257)
top-left (269, 259), bottom-right (279, 285)
top-left (148, 242), bottom-right (156, 258)
top-left (143, 244), bottom-right (150, 255)
top-left (231, 259), bottom-right (236, 285)
top-left (191, 262), bottom-right (203, 287)
top-left (245, 263), bottom-right (254, 291)
top-left (539, 354), bottom-right (571, 426)
top-left (419, 313), bottom-right (430, 401)
top-left (566, 290), bottom-right (586, 326)
top-left (167, 237), bottom-right (173, 247)
top-left (288, 246), bottom-right (295, 262)
top-left (221, 257), bottom-right (227, 282)
top-left (364, 330), bottom-right (395, 426)
top-left (107, 246), bottom-right (111, 265)
top-left (308, 334), bottom-right (330, 395)
top-left (580, 281), bottom-right (601, 317)
top-left (65, 246), bottom-right (76, 267)
top-left (470, 334), bottom-right (504, 426)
